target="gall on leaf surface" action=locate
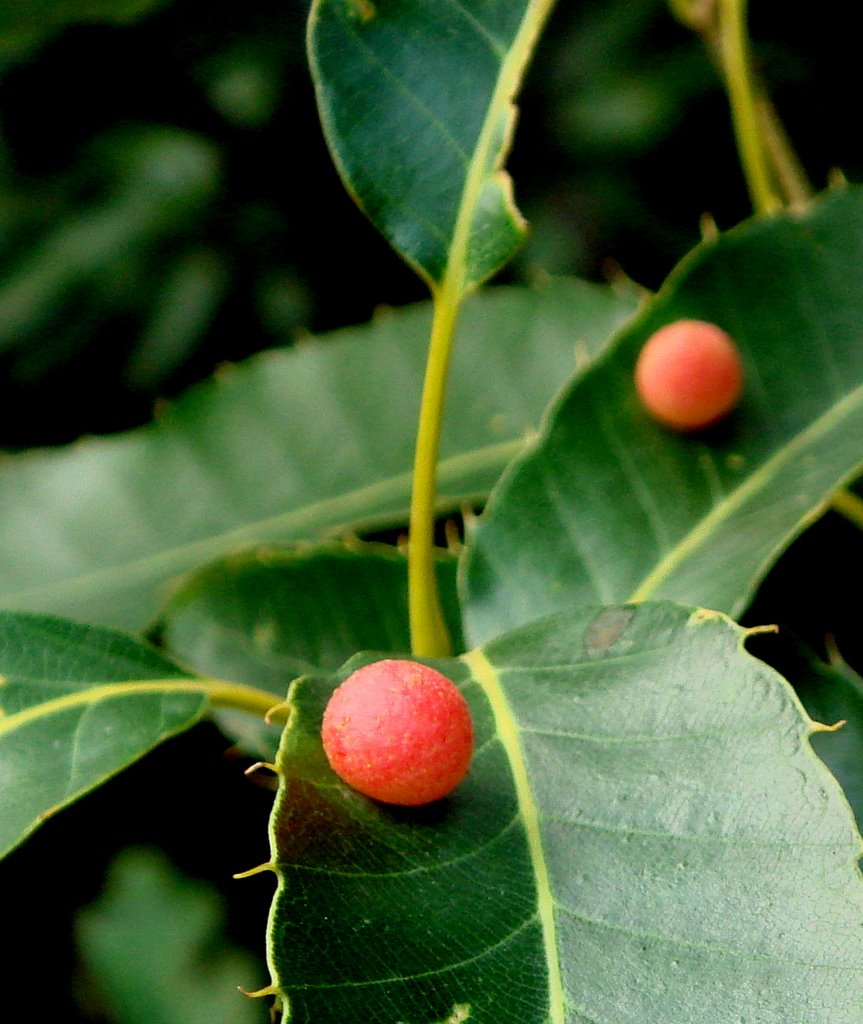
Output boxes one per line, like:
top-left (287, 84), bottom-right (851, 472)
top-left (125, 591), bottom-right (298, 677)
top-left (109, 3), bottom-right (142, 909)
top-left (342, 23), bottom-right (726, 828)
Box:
top-left (634, 319), bottom-right (743, 431)
top-left (322, 659), bottom-right (474, 805)
top-left (263, 602), bottom-right (863, 1023)
top-left (463, 186), bottom-right (863, 645)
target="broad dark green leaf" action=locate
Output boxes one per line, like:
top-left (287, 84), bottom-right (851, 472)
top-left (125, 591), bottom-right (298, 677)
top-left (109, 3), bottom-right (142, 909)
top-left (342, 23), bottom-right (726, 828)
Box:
top-left (76, 848), bottom-right (267, 1024)
top-left (308, 0), bottom-right (554, 289)
top-left (463, 187), bottom-right (863, 644)
top-left (159, 541), bottom-right (463, 687)
top-left (157, 541), bottom-right (463, 757)
top-left (0, 612), bottom-right (204, 858)
top-left (0, 279), bottom-right (636, 630)
top-left (265, 603), bottom-right (863, 1023)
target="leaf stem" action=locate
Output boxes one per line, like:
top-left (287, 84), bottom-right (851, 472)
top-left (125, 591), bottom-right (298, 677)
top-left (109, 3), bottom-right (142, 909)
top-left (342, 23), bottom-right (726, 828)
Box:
top-left (408, 286), bottom-right (459, 658)
top-left (202, 679), bottom-right (292, 721)
top-left (831, 488), bottom-right (863, 532)
top-left (716, 0), bottom-right (781, 215)
top-left (755, 92), bottom-right (812, 206)
top-left (0, 677), bottom-right (290, 738)
top-left (672, 0), bottom-right (812, 209)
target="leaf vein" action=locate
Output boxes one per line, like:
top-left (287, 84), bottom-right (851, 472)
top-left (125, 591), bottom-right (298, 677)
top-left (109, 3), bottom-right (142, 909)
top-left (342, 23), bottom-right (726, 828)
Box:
top-left (557, 903), bottom-right (863, 970)
top-left (292, 912), bottom-right (540, 990)
top-left (283, 813), bottom-right (523, 879)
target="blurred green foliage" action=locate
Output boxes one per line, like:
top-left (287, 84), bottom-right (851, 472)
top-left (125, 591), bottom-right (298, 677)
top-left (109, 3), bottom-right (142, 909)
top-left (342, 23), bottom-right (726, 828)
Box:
top-left (0, 0), bottom-right (857, 445)
top-left (76, 847), bottom-right (268, 1024)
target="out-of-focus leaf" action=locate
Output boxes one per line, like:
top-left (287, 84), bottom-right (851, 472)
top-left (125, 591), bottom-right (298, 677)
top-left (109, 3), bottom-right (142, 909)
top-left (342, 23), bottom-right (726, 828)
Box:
top-left (77, 847), bottom-right (267, 1024)
top-left (159, 541), bottom-right (463, 686)
top-left (0, 278), bottom-right (637, 630)
top-left (0, 0), bottom-right (170, 31)
top-left (124, 248), bottom-right (228, 392)
top-left (0, 1), bottom-right (172, 59)
top-left (0, 128), bottom-right (219, 356)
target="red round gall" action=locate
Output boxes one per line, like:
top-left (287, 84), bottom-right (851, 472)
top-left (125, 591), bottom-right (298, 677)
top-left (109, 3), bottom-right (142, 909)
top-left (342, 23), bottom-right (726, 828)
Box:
top-left (321, 659), bottom-right (474, 806)
top-left (634, 319), bottom-right (743, 432)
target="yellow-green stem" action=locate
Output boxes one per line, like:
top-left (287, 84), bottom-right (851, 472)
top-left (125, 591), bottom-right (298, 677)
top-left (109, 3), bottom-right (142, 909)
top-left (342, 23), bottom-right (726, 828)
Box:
top-left (831, 488), bottom-right (863, 532)
top-left (0, 677), bottom-right (290, 738)
top-left (408, 285), bottom-right (461, 657)
top-left (204, 679), bottom-right (292, 721)
top-left (717, 0), bottom-right (781, 215)
top-left (756, 93), bottom-right (813, 206)
top-left (675, 0), bottom-right (812, 209)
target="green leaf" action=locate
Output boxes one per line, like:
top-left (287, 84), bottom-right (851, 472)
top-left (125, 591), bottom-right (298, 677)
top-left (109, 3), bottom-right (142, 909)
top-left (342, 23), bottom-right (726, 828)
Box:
top-left (804, 659), bottom-right (863, 831)
top-left (0, 278), bottom-right (636, 630)
top-left (0, 612), bottom-right (205, 858)
top-left (159, 541), bottom-right (464, 686)
top-left (265, 603), bottom-right (863, 1023)
top-left (308, 0), bottom-right (554, 290)
top-left (76, 847), bottom-right (267, 1024)
top-left (156, 541), bottom-right (464, 758)
top-left (463, 187), bottom-right (863, 645)
top-left (759, 632), bottom-right (863, 831)
top-left (0, 0), bottom-right (170, 53)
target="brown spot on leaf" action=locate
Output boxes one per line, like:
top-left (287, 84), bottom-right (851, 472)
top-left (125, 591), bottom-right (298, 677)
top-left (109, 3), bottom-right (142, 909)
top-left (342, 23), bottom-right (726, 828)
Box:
top-left (584, 607), bottom-right (635, 657)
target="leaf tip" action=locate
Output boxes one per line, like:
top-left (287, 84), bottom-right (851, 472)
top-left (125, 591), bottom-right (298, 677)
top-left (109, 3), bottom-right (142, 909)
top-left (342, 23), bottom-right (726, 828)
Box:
top-left (239, 983), bottom-right (281, 999)
top-left (741, 622), bottom-right (779, 639)
top-left (264, 698), bottom-right (293, 726)
top-left (699, 211), bottom-right (719, 241)
top-left (232, 861), bottom-right (277, 880)
top-left (811, 718), bottom-right (847, 734)
top-left (240, 984), bottom-right (284, 1023)
top-left (244, 760), bottom-right (280, 778)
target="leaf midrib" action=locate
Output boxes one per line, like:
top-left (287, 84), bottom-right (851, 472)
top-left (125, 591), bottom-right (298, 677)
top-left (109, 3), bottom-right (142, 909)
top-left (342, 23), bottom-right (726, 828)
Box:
top-left (0, 679), bottom-right (206, 736)
top-left (2, 438), bottom-right (523, 607)
top-left (462, 647), bottom-right (564, 1024)
top-left (439, 0), bottom-right (555, 296)
top-left (628, 380), bottom-right (863, 604)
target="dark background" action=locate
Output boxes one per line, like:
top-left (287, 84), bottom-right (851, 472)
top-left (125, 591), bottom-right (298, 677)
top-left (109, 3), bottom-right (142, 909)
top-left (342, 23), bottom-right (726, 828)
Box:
top-left (1, 0), bottom-right (855, 447)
